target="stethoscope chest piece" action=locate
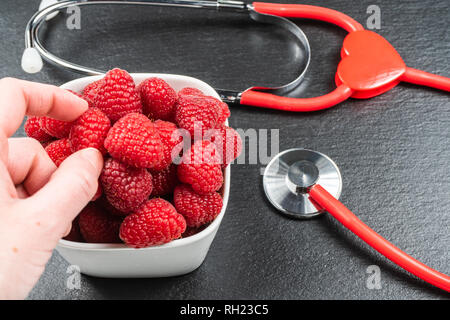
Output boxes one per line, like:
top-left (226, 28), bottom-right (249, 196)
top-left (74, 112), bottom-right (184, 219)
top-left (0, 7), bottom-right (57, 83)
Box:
top-left (263, 148), bottom-right (342, 218)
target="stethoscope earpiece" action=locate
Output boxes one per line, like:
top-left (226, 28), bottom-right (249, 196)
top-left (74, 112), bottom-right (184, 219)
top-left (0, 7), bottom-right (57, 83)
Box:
top-left (21, 48), bottom-right (43, 74)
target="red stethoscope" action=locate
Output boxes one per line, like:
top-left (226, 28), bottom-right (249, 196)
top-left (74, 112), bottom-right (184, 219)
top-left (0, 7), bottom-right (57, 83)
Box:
top-left (24, 1), bottom-right (449, 292)
top-left (239, 2), bottom-right (450, 111)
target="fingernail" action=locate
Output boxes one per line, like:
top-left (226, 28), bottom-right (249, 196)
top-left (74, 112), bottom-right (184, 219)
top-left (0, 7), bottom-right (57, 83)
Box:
top-left (64, 89), bottom-right (88, 109)
top-left (79, 148), bottom-right (103, 173)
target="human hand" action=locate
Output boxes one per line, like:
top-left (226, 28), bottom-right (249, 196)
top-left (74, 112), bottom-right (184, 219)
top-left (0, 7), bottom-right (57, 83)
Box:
top-left (0, 78), bottom-right (103, 299)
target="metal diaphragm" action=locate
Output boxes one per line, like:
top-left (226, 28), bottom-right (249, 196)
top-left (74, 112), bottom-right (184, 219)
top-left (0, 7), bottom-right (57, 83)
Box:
top-left (263, 148), bottom-right (342, 219)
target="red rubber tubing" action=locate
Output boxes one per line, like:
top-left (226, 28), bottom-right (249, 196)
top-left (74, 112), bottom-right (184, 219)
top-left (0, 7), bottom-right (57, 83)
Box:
top-left (402, 67), bottom-right (450, 92)
top-left (252, 2), bottom-right (365, 33)
top-left (242, 3), bottom-right (362, 112)
top-left (309, 184), bottom-right (450, 292)
top-left (240, 85), bottom-right (353, 112)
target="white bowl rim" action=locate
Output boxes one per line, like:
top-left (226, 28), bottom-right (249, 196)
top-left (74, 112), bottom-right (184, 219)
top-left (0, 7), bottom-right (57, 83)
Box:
top-left (57, 73), bottom-right (231, 252)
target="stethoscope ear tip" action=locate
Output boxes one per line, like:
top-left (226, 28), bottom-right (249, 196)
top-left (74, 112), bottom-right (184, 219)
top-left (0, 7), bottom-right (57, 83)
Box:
top-left (22, 48), bottom-right (43, 74)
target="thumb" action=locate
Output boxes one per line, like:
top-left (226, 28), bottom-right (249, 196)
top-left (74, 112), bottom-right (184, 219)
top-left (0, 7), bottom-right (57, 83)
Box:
top-left (28, 148), bottom-right (103, 231)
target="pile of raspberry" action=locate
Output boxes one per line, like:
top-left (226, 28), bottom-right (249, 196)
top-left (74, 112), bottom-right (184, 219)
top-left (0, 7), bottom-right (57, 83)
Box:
top-left (24, 68), bottom-right (242, 248)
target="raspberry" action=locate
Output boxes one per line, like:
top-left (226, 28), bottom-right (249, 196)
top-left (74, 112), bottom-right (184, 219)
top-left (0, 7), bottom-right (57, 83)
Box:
top-left (175, 95), bottom-right (220, 137)
top-left (40, 117), bottom-right (73, 138)
top-left (24, 116), bottom-right (52, 142)
top-left (215, 100), bottom-right (230, 126)
top-left (137, 77), bottom-right (177, 121)
top-left (83, 79), bottom-right (104, 107)
top-left (177, 87), bottom-right (230, 127)
top-left (104, 113), bottom-right (164, 169)
top-left (92, 68), bottom-right (142, 122)
top-left (41, 139), bottom-right (55, 149)
top-left (45, 138), bottom-right (72, 166)
top-left (91, 184), bottom-right (102, 202)
top-left (150, 164), bottom-right (178, 196)
top-left (119, 198), bottom-right (186, 248)
top-left (152, 120), bottom-right (182, 170)
top-left (63, 217), bottom-right (83, 242)
top-left (100, 158), bottom-right (153, 213)
top-left (182, 224), bottom-right (208, 238)
top-left (174, 184), bottom-right (223, 227)
top-left (201, 96), bottom-right (230, 127)
top-left (178, 87), bottom-right (204, 98)
top-left (177, 140), bottom-right (223, 194)
top-left (78, 204), bottom-right (122, 243)
top-left (69, 108), bottom-right (111, 155)
top-left (97, 195), bottom-right (127, 216)
top-left (206, 126), bottom-right (242, 167)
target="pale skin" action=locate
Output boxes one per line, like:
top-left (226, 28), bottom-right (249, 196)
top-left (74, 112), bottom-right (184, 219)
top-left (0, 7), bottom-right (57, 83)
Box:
top-left (0, 78), bottom-right (103, 299)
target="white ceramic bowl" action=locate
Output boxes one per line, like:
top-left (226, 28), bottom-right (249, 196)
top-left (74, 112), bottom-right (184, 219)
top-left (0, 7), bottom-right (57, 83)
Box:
top-left (57, 73), bottom-right (230, 278)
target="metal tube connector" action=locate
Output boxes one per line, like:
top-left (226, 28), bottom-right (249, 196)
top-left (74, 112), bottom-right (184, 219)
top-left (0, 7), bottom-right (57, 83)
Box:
top-left (216, 0), bottom-right (247, 11)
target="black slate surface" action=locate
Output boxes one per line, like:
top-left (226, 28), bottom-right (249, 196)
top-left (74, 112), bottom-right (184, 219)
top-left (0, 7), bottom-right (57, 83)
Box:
top-left (1, 0), bottom-right (449, 299)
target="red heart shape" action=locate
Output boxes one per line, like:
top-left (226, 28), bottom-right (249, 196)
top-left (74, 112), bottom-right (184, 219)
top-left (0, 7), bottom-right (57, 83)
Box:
top-left (336, 30), bottom-right (406, 98)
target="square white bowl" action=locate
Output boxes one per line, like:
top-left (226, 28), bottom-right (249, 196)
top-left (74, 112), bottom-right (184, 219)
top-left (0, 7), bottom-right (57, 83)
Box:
top-left (57, 73), bottom-right (230, 278)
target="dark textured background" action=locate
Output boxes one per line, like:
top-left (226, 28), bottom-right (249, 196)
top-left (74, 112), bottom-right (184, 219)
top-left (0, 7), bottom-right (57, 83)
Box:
top-left (1, 0), bottom-right (449, 299)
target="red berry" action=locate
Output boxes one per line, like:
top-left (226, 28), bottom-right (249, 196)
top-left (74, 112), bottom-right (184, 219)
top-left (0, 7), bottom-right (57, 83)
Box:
top-left (24, 116), bottom-right (52, 142)
top-left (199, 96), bottom-right (230, 127)
top-left (40, 139), bottom-right (55, 149)
top-left (97, 195), bottom-right (127, 216)
top-left (174, 184), bottom-right (223, 227)
top-left (150, 163), bottom-right (178, 197)
top-left (45, 138), bottom-right (72, 166)
top-left (152, 120), bottom-right (182, 170)
top-left (119, 198), bottom-right (186, 248)
top-left (63, 217), bottom-right (83, 242)
top-left (78, 204), bottom-right (122, 243)
top-left (40, 117), bottom-right (73, 138)
top-left (91, 184), bottom-right (102, 202)
top-left (206, 126), bottom-right (242, 168)
top-left (83, 79), bottom-right (104, 107)
top-left (100, 158), bottom-right (153, 213)
top-left (215, 100), bottom-right (230, 126)
top-left (178, 87), bottom-right (204, 98)
top-left (69, 107), bottom-right (111, 155)
top-left (137, 77), bottom-right (177, 121)
top-left (177, 140), bottom-right (223, 194)
top-left (182, 224), bottom-right (208, 238)
top-left (104, 113), bottom-right (164, 169)
top-left (177, 87), bottom-right (230, 127)
top-left (175, 95), bottom-right (220, 137)
top-left (92, 68), bottom-right (142, 122)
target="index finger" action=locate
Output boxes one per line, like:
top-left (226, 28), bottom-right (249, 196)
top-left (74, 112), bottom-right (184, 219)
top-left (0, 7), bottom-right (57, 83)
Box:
top-left (0, 77), bottom-right (88, 138)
